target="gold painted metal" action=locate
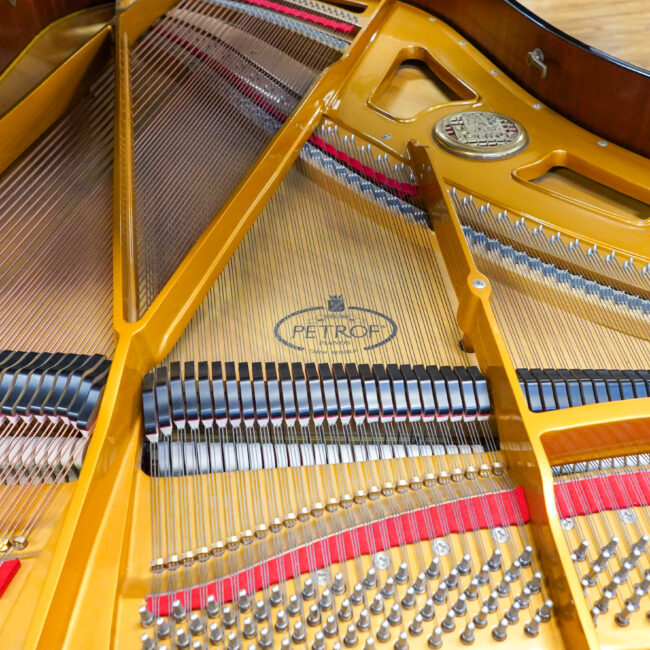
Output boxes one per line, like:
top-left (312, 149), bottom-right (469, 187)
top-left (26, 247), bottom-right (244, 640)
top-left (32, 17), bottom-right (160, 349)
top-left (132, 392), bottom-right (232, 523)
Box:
top-left (0, 0), bottom-right (648, 648)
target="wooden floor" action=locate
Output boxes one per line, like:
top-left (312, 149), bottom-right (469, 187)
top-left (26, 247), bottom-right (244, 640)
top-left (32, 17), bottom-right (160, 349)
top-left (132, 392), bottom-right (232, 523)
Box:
top-left (519, 0), bottom-right (650, 70)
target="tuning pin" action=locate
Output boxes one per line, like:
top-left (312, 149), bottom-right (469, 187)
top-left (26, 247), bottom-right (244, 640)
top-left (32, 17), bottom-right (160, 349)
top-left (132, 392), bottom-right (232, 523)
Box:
top-left (408, 614), bottom-right (423, 636)
top-left (460, 621), bottom-right (476, 645)
top-left (420, 598), bottom-right (435, 621)
top-left (527, 572), bottom-right (542, 594)
top-left (505, 602), bottom-right (520, 624)
top-left (388, 603), bottom-right (402, 626)
top-left (242, 617), bottom-right (256, 639)
top-left (357, 609), bottom-right (370, 631)
top-left (441, 610), bottom-right (455, 633)
top-left (191, 613), bottom-right (205, 636)
top-left (445, 569), bottom-right (459, 590)
top-left (484, 591), bottom-right (498, 613)
top-left (364, 637), bottom-right (376, 650)
top-left (636, 570), bottom-right (650, 595)
top-left (371, 594), bottom-right (385, 615)
top-left (457, 555), bottom-right (472, 576)
top-left (427, 627), bottom-right (443, 649)
top-left (365, 568), bottom-right (378, 589)
top-left (275, 610), bottom-right (288, 632)
top-left (572, 540), bottom-right (589, 562)
top-left (632, 535), bottom-right (649, 555)
top-left (401, 588), bottom-right (416, 609)
top-left (351, 583), bottom-right (365, 605)
top-left (487, 549), bottom-right (502, 571)
top-left (210, 623), bottom-right (224, 646)
top-left (344, 625), bottom-right (358, 647)
top-left (615, 602), bottom-right (635, 627)
top-left (524, 615), bottom-right (541, 637)
top-left (537, 600), bottom-right (553, 622)
top-left (292, 621), bottom-right (307, 643)
top-left (381, 578), bottom-right (396, 599)
top-left (517, 587), bottom-right (531, 609)
top-left (496, 580), bottom-right (510, 598)
top-left (452, 594), bottom-right (467, 616)
top-left (433, 583), bottom-right (447, 605)
top-left (396, 563), bottom-right (410, 585)
top-left (320, 589), bottom-right (334, 611)
top-left (312, 632), bottom-right (326, 650)
top-left (253, 600), bottom-right (268, 622)
top-left (491, 618), bottom-right (508, 642)
top-left (413, 572), bottom-right (427, 594)
top-left (324, 615), bottom-right (338, 638)
top-left (139, 606), bottom-right (154, 628)
top-left (333, 573), bottom-right (346, 595)
top-left (259, 627), bottom-right (272, 649)
top-left (603, 537), bottom-right (619, 555)
top-left (307, 604), bottom-right (321, 627)
top-left (377, 620), bottom-right (391, 642)
top-left (239, 590), bottom-right (252, 612)
top-left (288, 595), bottom-right (301, 616)
top-left (426, 557), bottom-right (441, 580)
top-left (505, 560), bottom-right (520, 582)
top-left (156, 618), bottom-right (172, 639)
top-left (591, 607), bottom-right (601, 626)
top-left (473, 606), bottom-right (489, 629)
top-left (394, 631), bottom-right (408, 650)
top-left (141, 634), bottom-right (155, 650)
top-left (518, 546), bottom-right (533, 568)
top-left (177, 628), bottom-right (191, 649)
top-left (625, 587), bottom-right (645, 612)
top-left (206, 596), bottom-right (220, 619)
top-left (303, 579), bottom-right (316, 601)
top-left (173, 599), bottom-right (188, 623)
top-left (339, 599), bottom-right (353, 621)
top-left (464, 578), bottom-right (479, 601)
top-left (476, 564), bottom-right (489, 586)
top-left (223, 606), bottom-right (237, 629)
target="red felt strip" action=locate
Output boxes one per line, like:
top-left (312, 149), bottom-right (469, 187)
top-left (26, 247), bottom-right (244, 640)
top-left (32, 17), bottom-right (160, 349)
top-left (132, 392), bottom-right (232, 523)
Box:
top-left (148, 487), bottom-right (529, 614)
top-left (0, 559), bottom-right (20, 598)
top-left (554, 469), bottom-right (650, 518)
top-left (238, 0), bottom-right (355, 33)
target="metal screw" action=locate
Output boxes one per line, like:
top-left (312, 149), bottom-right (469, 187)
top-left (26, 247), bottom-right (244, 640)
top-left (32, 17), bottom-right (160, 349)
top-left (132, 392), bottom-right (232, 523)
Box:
top-left (472, 279), bottom-right (487, 290)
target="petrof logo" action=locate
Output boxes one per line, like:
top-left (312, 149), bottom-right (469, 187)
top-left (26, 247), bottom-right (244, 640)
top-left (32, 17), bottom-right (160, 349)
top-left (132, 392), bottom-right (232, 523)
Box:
top-left (274, 295), bottom-right (397, 354)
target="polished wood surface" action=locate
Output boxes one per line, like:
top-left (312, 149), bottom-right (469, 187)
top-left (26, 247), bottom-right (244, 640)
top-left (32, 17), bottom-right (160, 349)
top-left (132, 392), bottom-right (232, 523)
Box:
top-left (412, 0), bottom-right (650, 159)
top-left (519, 0), bottom-right (650, 71)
